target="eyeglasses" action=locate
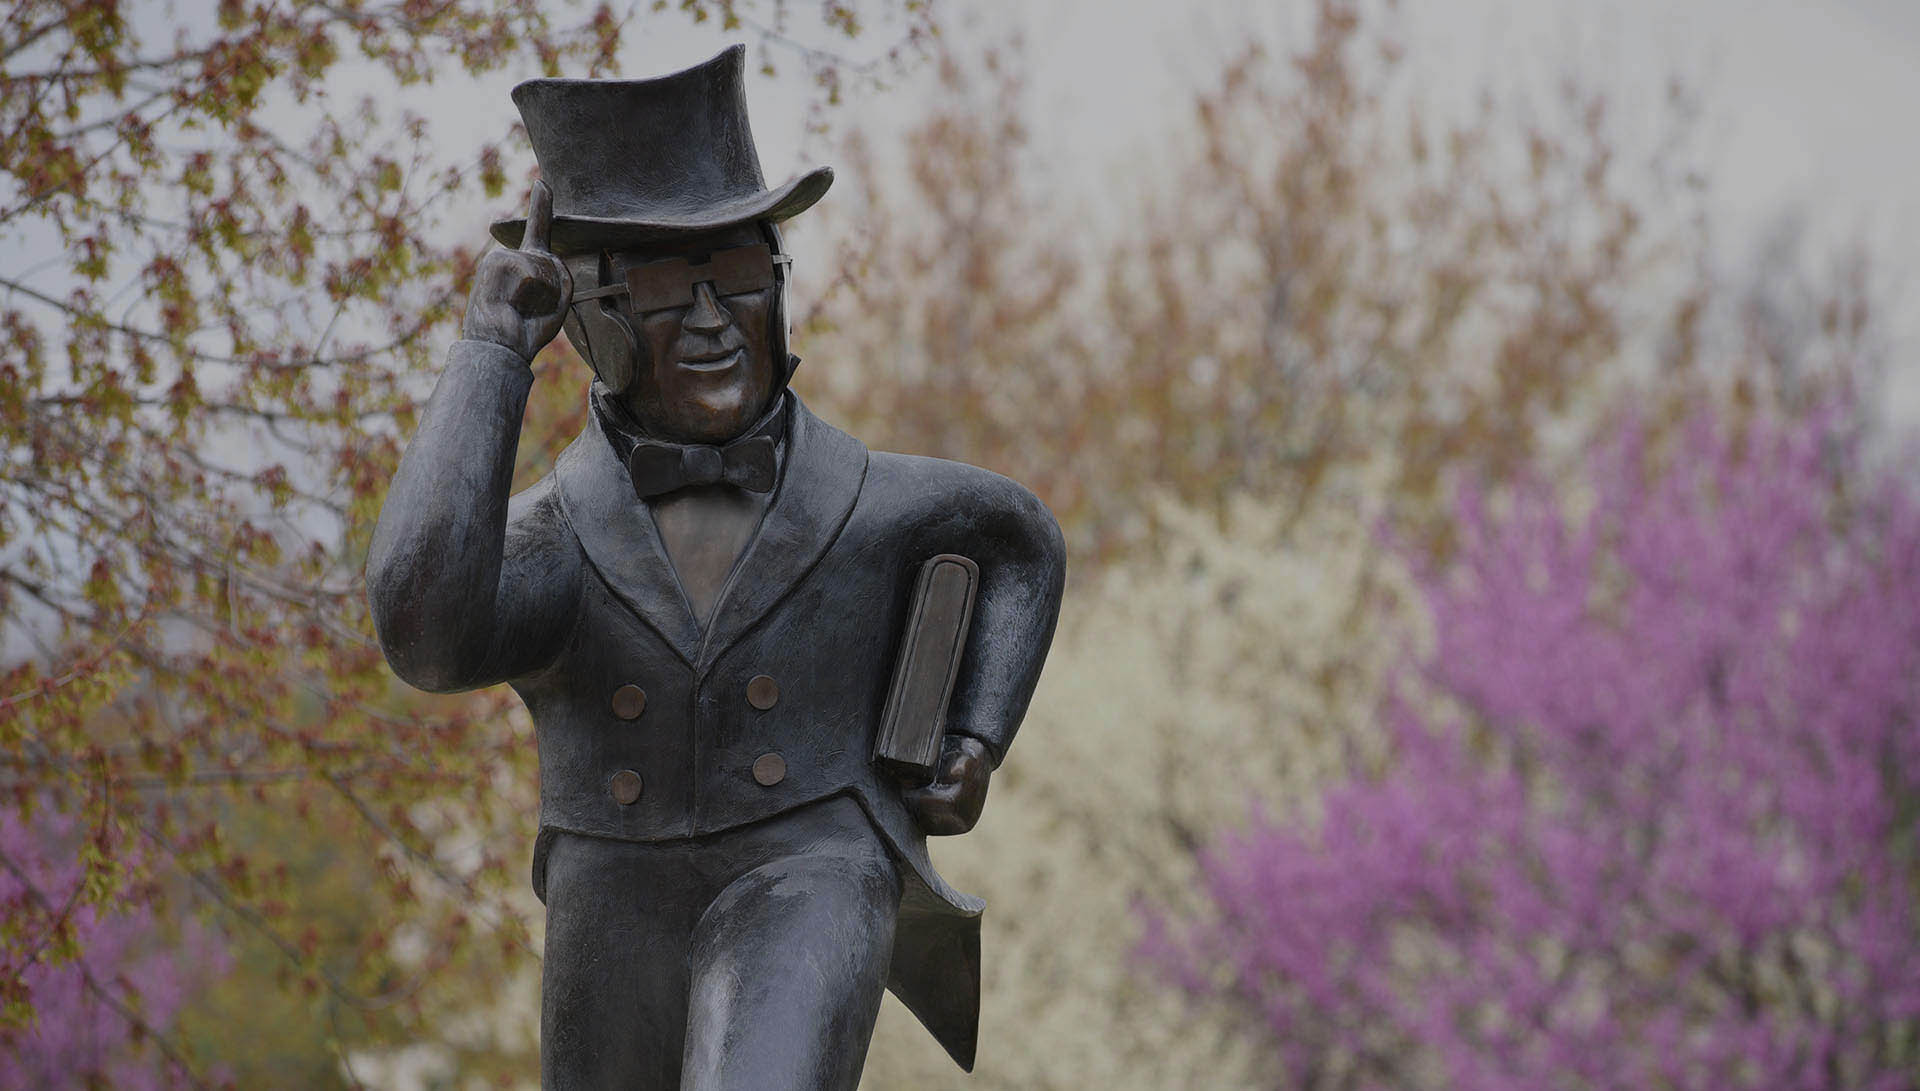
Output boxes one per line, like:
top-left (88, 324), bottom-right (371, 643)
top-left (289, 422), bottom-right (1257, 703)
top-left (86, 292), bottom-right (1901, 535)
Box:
top-left (570, 243), bottom-right (790, 314)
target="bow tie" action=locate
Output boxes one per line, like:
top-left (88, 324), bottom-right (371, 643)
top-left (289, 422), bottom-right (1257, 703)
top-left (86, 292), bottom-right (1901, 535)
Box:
top-left (627, 436), bottom-right (776, 498)
top-left (593, 387), bottom-right (787, 499)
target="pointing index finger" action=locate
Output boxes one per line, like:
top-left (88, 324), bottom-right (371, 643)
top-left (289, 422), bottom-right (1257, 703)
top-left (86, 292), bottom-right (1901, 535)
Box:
top-left (522, 180), bottom-right (555, 253)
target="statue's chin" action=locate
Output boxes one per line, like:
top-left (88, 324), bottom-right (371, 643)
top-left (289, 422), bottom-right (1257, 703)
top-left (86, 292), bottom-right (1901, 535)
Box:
top-left (625, 384), bottom-right (767, 445)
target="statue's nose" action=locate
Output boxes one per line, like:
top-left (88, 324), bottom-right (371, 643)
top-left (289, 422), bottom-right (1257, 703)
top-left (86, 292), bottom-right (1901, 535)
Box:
top-left (683, 281), bottom-right (728, 334)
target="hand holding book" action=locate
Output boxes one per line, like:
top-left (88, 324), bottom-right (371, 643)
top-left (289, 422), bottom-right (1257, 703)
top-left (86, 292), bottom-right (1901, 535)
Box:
top-left (902, 734), bottom-right (992, 836)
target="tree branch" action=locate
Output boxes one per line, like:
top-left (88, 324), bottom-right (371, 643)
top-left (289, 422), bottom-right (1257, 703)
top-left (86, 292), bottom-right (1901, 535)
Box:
top-left (0, 843), bottom-right (212, 1089)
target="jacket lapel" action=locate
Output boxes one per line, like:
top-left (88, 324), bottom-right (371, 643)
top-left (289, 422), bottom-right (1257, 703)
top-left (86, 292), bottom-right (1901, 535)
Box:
top-left (698, 395), bottom-right (868, 671)
top-left (553, 408), bottom-right (703, 666)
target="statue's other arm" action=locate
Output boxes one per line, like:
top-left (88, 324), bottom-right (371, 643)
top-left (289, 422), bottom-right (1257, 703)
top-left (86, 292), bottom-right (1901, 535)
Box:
top-left (903, 474), bottom-right (1066, 834)
top-left (944, 478), bottom-right (1067, 765)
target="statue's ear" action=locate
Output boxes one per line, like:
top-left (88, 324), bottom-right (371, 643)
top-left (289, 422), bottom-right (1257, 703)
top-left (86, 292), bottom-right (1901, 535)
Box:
top-left (563, 252), bottom-right (638, 393)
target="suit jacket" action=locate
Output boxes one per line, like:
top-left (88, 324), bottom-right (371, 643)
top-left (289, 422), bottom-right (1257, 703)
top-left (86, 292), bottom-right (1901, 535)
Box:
top-left (366, 341), bottom-right (1067, 1070)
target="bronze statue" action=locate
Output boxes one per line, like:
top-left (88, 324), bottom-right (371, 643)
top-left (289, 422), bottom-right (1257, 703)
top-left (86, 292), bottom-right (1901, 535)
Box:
top-left (366, 46), bottom-right (1065, 1089)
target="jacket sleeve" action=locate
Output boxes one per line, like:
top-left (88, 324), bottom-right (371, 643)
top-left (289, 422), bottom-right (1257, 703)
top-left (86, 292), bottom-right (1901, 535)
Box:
top-left (366, 340), bottom-right (582, 692)
top-left (943, 478), bottom-right (1067, 767)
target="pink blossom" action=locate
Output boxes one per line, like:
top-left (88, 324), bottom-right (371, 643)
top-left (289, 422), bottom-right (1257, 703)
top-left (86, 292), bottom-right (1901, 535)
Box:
top-left (0, 804), bottom-right (229, 1088)
top-left (1145, 405), bottom-right (1920, 1088)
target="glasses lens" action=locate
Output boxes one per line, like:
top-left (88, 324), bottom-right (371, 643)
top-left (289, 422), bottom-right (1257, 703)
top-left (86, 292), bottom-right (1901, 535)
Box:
top-left (708, 244), bottom-right (775, 295)
top-left (626, 259), bottom-right (694, 312)
top-left (619, 245), bottom-right (777, 312)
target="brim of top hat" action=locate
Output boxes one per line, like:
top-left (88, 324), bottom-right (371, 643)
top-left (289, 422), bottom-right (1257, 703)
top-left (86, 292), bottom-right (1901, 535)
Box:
top-left (489, 166), bottom-right (832, 253)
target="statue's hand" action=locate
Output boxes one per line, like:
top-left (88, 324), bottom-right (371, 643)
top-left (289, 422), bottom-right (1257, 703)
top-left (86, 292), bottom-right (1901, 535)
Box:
top-left (462, 181), bottom-right (573, 361)
top-left (902, 734), bottom-right (992, 836)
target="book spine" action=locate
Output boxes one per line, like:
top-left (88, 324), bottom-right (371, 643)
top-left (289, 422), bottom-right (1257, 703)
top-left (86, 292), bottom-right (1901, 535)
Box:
top-left (873, 554), bottom-right (980, 781)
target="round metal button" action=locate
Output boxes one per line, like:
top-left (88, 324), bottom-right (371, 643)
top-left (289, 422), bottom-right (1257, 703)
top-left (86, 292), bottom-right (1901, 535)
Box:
top-left (751, 753), bottom-right (787, 787)
top-left (746, 674), bottom-right (779, 710)
top-left (611, 684), bottom-right (647, 721)
top-left (610, 769), bottom-right (643, 805)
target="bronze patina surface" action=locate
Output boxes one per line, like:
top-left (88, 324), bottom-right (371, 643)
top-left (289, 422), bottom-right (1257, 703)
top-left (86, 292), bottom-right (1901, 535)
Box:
top-left (367, 46), bottom-right (1065, 1090)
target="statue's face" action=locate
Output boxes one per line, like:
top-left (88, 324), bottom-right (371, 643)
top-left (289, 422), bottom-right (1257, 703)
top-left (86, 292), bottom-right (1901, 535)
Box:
top-left (563, 223), bottom-right (781, 444)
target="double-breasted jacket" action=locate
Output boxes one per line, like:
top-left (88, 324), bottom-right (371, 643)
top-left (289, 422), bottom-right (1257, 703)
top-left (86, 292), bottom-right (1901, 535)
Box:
top-left (367, 341), bottom-right (1066, 1068)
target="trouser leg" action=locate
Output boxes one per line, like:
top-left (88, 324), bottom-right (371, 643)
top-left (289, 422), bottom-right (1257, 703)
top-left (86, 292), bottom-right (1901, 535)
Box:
top-left (542, 833), bottom-right (697, 1090)
top-left (681, 834), bottom-right (902, 1091)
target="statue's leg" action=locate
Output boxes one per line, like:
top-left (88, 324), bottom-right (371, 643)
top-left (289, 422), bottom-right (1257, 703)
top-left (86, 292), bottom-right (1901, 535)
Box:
top-left (542, 832), bottom-right (702, 1090)
top-left (680, 808), bottom-right (901, 1091)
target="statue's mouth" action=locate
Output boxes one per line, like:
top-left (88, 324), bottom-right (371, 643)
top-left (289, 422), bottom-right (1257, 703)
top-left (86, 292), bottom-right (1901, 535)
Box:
top-left (679, 347), bottom-right (742, 373)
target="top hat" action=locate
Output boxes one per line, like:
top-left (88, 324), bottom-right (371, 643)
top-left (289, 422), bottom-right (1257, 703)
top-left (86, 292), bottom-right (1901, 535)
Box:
top-left (491, 45), bottom-right (832, 254)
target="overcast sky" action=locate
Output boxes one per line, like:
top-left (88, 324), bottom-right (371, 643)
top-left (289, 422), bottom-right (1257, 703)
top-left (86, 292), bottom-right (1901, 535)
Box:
top-left (990, 0), bottom-right (1920, 347)
top-left (598, 0), bottom-right (1920, 421)
top-left (1001, 0), bottom-right (1920, 256)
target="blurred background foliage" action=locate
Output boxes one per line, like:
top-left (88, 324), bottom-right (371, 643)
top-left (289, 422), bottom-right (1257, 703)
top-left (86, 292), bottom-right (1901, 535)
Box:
top-left (0, 0), bottom-right (1908, 1087)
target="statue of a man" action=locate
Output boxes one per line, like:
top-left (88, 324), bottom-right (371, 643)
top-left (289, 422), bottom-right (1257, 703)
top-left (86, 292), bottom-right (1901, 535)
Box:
top-left (366, 47), bottom-right (1065, 1089)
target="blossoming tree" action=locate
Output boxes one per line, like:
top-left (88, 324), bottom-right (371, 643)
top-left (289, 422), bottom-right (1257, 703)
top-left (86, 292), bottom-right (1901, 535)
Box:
top-left (1148, 402), bottom-right (1920, 1089)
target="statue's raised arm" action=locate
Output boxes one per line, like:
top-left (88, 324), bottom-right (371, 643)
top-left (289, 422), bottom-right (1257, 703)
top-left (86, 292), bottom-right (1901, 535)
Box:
top-left (365, 182), bottom-right (580, 692)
